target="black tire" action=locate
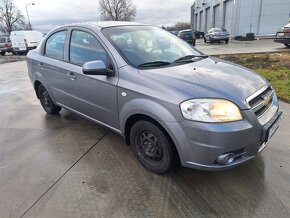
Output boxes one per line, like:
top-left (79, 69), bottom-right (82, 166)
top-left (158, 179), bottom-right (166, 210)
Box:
top-left (38, 84), bottom-right (61, 114)
top-left (130, 120), bottom-right (176, 174)
top-left (210, 38), bottom-right (213, 44)
top-left (0, 51), bottom-right (5, 56)
top-left (204, 37), bottom-right (207, 43)
top-left (225, 39), bottom-right (229, 44)
top-left (284, 43), bottom-right (290, 48)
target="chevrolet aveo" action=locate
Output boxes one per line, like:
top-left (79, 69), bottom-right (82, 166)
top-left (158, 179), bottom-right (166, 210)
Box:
top-left (27, 22), bottom-right (282, 173)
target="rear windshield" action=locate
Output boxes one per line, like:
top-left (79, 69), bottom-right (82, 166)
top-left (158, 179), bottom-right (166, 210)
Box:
top-left (182, 31), bottom-right (192, 37)
top-left (213, 28), bottom-right (227, 32)
top-left (0, 38), bottom-right (5, 43)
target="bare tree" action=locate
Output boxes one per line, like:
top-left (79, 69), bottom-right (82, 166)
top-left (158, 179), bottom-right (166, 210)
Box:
top-left (0, 0), bottom-right (26, 35)
top-left (174, 22), bottom-right (191, 31)
top-left (99, 0), bottom-right (136, 21)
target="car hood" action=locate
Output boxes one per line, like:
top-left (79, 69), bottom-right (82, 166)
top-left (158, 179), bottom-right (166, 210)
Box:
top-left (139, 57), bottom-right (268, 109)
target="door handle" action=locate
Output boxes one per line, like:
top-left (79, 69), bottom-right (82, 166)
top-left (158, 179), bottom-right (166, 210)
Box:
top-left (67, 72), bottom-right (77, 80)
top-left (40, 62), bottom-right (45, 70)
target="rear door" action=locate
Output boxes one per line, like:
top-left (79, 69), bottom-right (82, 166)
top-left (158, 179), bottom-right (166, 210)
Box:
top-left (62, 28), bottom-right (119, 129)
top-left (10, 33), bottom-right (26, 51)
top-left (40, 29), bottom-right (70, 104)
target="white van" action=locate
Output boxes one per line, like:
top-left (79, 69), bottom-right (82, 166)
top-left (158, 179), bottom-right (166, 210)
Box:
top-left (10, 31), bottom-right (44, 54)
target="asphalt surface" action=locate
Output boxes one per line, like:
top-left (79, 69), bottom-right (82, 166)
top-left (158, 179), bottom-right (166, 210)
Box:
top-left (0, 61), bottom-right (290, 218)
top-left (196, 38), bottom-right (289, 55)
top-left (0, 54), bottom-right (26, 64)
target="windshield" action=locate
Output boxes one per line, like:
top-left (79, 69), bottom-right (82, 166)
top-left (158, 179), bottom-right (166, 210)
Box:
top-left (102, 26), bottom-right (204, 68)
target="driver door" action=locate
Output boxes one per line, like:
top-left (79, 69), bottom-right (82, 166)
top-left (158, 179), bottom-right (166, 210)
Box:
top-left (63, 29), bottom-right (119, 129)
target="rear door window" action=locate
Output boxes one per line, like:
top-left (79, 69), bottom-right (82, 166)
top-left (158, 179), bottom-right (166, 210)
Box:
top-left (69, 30), bottom-right (108, 66)
top-left (45, 30), bottom-right (67, 60)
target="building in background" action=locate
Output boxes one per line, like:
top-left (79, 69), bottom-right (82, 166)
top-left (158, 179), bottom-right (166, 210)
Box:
top-left (191, 0), bottom-right (290, 37)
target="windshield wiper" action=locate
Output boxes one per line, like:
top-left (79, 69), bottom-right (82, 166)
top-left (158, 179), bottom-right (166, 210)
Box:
top-left (138, 61), bottom-right (171, 68)
top-left (173, 55), bottom-right (208, 63)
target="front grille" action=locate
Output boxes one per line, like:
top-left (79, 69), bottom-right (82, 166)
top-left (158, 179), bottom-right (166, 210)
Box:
top-left (248, 86), bottom-right (274, 118)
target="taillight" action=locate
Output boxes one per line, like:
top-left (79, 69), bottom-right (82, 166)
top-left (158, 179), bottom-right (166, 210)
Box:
top-left (282, 28), bottom-right (290, 33)
top-left (5, 43), bottom-right (9, 48)
top-left (24, 39), bottom-right (28, 47)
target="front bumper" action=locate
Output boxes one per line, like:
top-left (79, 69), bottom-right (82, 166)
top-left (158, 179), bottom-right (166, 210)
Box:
top-left (164, 97), bottom-right (281, 170)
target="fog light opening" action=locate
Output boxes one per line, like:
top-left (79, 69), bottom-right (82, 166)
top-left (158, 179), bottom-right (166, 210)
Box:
top-left (216, 153), bottom-right (235, 165)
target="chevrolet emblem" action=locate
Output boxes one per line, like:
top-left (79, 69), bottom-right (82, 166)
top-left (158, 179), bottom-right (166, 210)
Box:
top-left (262, 96), bottom-right (271, 107)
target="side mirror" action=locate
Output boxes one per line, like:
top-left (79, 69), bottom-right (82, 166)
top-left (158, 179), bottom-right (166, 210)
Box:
top-left (82, 60), bottom-right (115, 77)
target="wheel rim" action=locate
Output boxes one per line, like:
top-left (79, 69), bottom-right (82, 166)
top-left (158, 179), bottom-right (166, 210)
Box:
top-left (40, 88), bottom-right (51, 109)
top-left (137, 131), bottom-right (163, 163)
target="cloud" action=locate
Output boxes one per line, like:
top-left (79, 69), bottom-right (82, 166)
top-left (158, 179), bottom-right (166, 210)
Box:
top-left (14, 0), bottom-right (192, 32)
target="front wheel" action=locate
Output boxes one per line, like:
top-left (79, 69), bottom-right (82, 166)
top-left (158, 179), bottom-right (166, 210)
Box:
top-left (38, 84), bottom-right (61, 114)
top-left (284, 43), bottom-right (290, 48)
top-left (0, 51), bottom-right (5, 56)
top-left (130, 121), bottom-right (176, 174)
top-left (225, 39), bottom-right (229, 44)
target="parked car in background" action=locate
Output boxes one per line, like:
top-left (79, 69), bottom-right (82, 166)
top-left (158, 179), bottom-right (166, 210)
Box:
top-left (192, 29), bottom-right (205, 38)
top-left (178, 29), bottom-right (196, 46)
top-left (27, 22), bottom-right (282, 174)
top-left (169, 31), bottom-right (178, 36)
top-left (0, 36), bottom-right (12, 56)
top-left (274, 23), bottom-right (290, 47)
top-left (10, 30), bottom-right (44, 55)
top-left (204, 28), bottom-right (230, 44)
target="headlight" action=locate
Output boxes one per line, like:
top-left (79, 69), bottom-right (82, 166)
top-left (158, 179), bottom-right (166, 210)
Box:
top-left (180, 99), bottom-right (243, 123)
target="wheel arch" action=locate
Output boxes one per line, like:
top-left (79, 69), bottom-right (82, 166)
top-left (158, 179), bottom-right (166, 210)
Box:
top-left (124, 113), bottom-right (181, 165)
top-left (34, 80), bottom-right (42, 98)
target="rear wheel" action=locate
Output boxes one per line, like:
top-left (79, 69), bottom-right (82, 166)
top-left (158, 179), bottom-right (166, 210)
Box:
top-left (130, 121), bottom-right (176, 174)
top-left (0, 51), bottom-right (5, 56)
top-left (284, 43), bottom-right (290, 48)
top-left (38, 84), bottom-right (61, 114)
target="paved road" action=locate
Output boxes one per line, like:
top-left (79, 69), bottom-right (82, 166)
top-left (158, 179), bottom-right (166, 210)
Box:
top-left (0, 54), bottom-right (26, 64)
top-left (196, 38), bottom-right (289, 55)
top-left (0, 61), bottom-right (289, 218)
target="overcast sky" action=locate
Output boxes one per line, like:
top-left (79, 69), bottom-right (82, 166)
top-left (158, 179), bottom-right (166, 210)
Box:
top-left (14, 0), bottom-right (193, 33)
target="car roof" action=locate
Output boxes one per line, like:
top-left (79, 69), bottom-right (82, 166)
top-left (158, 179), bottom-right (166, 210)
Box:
top-left (210, 28), bottom-right (227, 31)
top-left (179, 29), bottom-right (192, 32)
top-left (64, 21), bottom-right (146, 29)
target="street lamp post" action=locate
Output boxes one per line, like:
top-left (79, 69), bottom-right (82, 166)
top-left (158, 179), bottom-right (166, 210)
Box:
top-left (26, 3), bottom-right (35, 30)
